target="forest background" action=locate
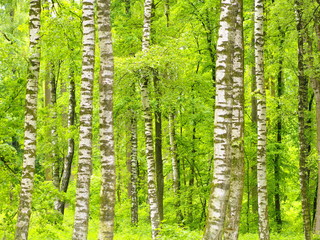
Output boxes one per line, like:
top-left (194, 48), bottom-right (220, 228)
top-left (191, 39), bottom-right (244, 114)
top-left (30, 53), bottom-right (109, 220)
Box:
top-left (1, 0), bottom-right (320, 239)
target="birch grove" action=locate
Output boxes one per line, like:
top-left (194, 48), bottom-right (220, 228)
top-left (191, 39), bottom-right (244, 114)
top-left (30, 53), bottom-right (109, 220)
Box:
top-left (2, 0), bottom-right (320, 239)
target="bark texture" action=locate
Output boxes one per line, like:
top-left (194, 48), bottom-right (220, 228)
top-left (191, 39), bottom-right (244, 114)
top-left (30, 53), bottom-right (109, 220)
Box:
top-left (142, 0), bottom-right (152, 52)
top-left (130, 110), bottom-right (139, 225)
top-left (169, 112), bottom-right (182, 222)
top-left (141, 0), bottom-right (161, 238)
top-left (203, 0), bottom-right (236, 238)
top-left (97, 0), bottom-right (116, 238)
top-left (224, 0), bottom-right (244, 238)
top-left (15, 0), bottom-right (41, 239)
top-left (141, 76), bottom-right (161, 239)
top-left (56, 70), bottom-right (76, 214)
top-left (254, 0), bottom-right (270, 237)
top-left (295, 1), bottom-right (312, 239)
top-left (72, 0), bottom-right (95, 239)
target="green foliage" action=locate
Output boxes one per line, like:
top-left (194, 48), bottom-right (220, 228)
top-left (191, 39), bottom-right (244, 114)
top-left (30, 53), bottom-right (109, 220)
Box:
top-left (1, 0), bottom-right (320, 238)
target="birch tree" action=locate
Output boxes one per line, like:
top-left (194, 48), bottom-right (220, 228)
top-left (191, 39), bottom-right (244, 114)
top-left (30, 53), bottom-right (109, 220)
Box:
top-left (72, 0), bottom-right (95, 238)
top-left (140, 0), bottom-right (161, 237)
top-left (97, 0), bottom-right (116, 238)
top-left (130, 109), bottom-right (139, 225)
top-left (224, 0), bottom-right (244, 237)
top-left (203, 0), bottom-right (236, 238)
top-left (15, 0), bottom-right (41, 239)
top-left (169, 111), bottom-right (182, 222)
top-left (254, 0), bottom-right (270, 237)
top-left (56, 68), bottom-right (76, 214)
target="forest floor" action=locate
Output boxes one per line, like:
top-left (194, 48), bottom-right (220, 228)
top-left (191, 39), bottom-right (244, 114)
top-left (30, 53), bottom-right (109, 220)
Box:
top-left (1, 207), bottom-right (307, 239)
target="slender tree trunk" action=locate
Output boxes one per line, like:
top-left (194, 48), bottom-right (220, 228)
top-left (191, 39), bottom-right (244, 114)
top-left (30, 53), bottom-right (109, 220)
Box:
top-left (50, 64), bottom-right (62, 212)
top-left (295, 1), bottom-right (312, 239)
top-left (169, 112), bottom-right (182, 222)
top-left (141, 76), bottom-right (160, 239)
top-left (15, 1), bottom-right (41, 239)
top-left (153, 71), bottom-right (164, 221)
top-left (250, 23), bottom-right (258, 229)
top-left (97, 0), bottom-right (116, 237)
top-left (50, 66), bottom-right (59, 188)
top-left (254, 0), bottom-right (270, 237)
top-left (141, 0), bottom-right (160, 238)
top-left (311, 72), bottom-right (320, 235)
top-left (56, 69), bottom-right (76, 214)
top-left (164, 0), bottom-right (169, 27)
top-left (224, 0), bottom-right (244, 238)
top-left (43, 1), bottom-right (61, 194)
top-left (188, 124), bottom-right (196, 224)
top-left (203, 0), bottom-right (236, 238)
top-left (130, 109), bottom-right (139, 225)
top-left (142, 0), bottom-right (152, 52)
top-left (274, 35), bottom-right (284, 233)
top-left (72, 0), bottom-right (95, 238)
top-left (313, 13), bottom-right (320, 235)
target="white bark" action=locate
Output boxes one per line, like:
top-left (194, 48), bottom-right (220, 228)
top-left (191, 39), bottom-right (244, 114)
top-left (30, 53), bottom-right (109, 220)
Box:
top-left (141, 0), bottom-right (161, 238)
top-left (255, 0), bottom-right (270, 237)
top-left (203, 0), bottom-right (236, 239)
top-left (97, 0), bottom-right (116, 238)
top-left (224, 0), bottom-right (245, 238)
top-left (141, 77), bottom-right (161, 239)
top-left (15, 0), bottom-right (41, 239)
top-left (72, 0), bottom-right (95, 239)
top-left (169, 112), bottom-right (182, 221)
top-left (130, 111), bottom-right (139, 225)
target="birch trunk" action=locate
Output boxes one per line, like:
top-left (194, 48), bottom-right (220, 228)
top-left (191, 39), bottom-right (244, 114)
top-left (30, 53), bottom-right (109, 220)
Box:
top-left (169, 112), bottom-right (182, 222)
top-left (203, 0), bottom-right (236, 238)
top-left (130, 109), bottom-right (139, 225)
top-left (295, 1), bottom-right (312, 239)
top-left (50, 64), bottom-right (62, 212)
top-left (141, 76), bottom-right (160, 239)
top-left (224, 0), bottom-right (244, 237)
top-left (141, 0), bottom-right (161, 238)
top-left (72, 0), bottom-right (95, 238)
top-left (15, 0), bottom-right (41, 239)
top-left (97, 0), bottom-right (116, 238)
top-left (56, 70), bottom-right (76, 214)
top-left (254, 0), bottom-right (270, 237)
